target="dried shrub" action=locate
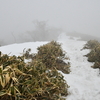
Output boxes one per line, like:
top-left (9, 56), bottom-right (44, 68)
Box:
top-left (34, 41), bottom-right (70, 74)
top-left (84, 40), bottom-right (100, 69)
top-left (83, 40), bottom-right (99, 49)
top-left (0, 41), bottom-right (69, 100)
top-left (92, 61), bottom-right (100, 69)
top-left (20, 61), bottom-right (69, 100)
top-left (0, 54), bottom-right (25, 100)
top-left (22, 48), bottom-right (36, 59)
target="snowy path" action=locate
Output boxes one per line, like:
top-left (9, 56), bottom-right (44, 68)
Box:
top-left (59, 36), bottom-right (100, 100)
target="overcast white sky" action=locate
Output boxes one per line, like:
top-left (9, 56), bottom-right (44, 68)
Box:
top-left (0, 0), bottom-right (100, 39)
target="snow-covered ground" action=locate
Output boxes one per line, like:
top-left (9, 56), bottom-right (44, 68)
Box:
top-left (0, 33), bottom-right (100, 100)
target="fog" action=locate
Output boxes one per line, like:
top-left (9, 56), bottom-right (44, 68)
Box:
top-left (0, 0), bottom-right (100, 45)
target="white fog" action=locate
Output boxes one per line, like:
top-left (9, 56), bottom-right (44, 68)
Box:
top-left (0, 0), bottom-right (100, 45)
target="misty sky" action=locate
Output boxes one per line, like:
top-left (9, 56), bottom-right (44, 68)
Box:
top-left (0, 0), bottom-right (100, 39)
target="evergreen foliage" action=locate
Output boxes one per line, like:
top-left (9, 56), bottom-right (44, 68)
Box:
top-left (0, 41), bottom-right (69, 100)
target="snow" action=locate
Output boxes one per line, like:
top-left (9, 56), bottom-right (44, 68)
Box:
top-left (0, 41), bottom-right (48, 56)
top-left (0, 33), bottom-right (100, 100)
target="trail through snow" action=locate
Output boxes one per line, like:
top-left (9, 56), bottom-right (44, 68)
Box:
top-left (58, 33), bottom-right (100, 100)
